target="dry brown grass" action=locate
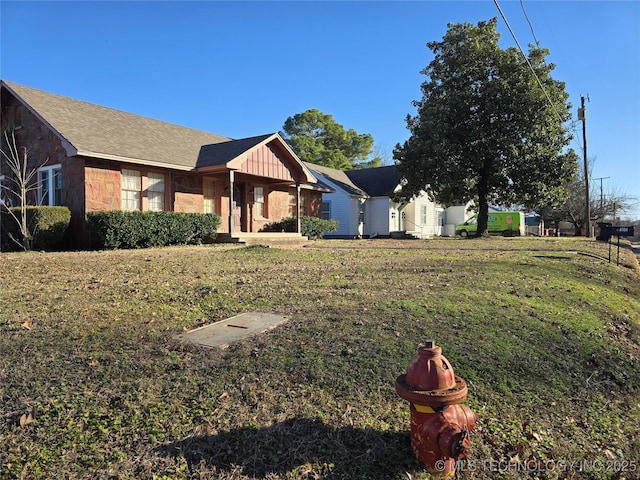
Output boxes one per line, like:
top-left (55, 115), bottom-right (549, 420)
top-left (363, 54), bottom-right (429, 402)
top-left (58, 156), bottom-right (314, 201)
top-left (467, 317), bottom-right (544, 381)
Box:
top-left (1, 237), bottom-right (639, 479)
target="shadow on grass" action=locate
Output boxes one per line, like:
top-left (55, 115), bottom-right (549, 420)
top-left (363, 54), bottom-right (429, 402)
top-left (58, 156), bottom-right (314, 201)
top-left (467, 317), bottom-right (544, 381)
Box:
top-left (158, 417), bottom-right (419, 478)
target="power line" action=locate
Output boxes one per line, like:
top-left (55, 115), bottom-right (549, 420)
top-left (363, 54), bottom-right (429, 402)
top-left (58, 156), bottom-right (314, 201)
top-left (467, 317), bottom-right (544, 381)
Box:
top-left (493, 0), bottom-right (584, 155)
top-left (520, 0), bottom-right (540, 46)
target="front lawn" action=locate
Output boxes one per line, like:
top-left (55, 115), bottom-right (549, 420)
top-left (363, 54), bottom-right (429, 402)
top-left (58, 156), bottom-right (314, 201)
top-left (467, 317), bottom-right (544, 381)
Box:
top-left (1, 237), bottom-right (638, 479)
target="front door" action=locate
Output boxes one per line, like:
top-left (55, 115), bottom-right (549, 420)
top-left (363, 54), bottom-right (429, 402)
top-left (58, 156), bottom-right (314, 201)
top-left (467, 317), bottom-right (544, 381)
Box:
top-left (233, 184), bottom-right (247, 232)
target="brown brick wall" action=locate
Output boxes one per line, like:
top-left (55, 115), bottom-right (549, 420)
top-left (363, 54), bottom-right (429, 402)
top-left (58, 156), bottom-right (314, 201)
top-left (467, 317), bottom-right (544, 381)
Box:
top-left (85, 166), bottom-right (121, 211)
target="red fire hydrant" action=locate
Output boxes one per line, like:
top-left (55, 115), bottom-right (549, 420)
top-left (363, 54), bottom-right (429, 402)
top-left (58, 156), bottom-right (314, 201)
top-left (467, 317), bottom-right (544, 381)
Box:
top-left (395, 340), bottom-right (477, 477)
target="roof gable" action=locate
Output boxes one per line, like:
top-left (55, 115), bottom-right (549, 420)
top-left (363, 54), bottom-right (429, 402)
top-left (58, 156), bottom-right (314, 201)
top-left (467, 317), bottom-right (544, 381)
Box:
top-left (304, 162), bottom-right (368, 197)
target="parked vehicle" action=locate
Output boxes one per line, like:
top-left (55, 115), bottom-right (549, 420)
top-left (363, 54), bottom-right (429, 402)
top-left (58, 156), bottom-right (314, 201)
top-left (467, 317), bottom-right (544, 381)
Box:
top-left (455, 212), bottom-right (525, 237)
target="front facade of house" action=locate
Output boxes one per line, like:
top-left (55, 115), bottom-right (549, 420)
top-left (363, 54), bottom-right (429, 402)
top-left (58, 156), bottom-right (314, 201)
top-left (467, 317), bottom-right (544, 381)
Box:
top-left (0, 81), bottom-right (329, 248)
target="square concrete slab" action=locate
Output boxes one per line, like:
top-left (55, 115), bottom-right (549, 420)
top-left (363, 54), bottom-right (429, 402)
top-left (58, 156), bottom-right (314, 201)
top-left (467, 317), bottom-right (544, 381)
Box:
top-left (178, 312), bottom-right (288, 349)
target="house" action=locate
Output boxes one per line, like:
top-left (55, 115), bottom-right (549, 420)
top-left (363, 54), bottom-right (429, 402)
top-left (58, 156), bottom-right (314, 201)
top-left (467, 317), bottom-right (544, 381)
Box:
top-left (303, 162), bottom-right (369, 238)
top-left (307, 163), bottom-right (449, 239)
top-left (0, 81), bottom-right (331, 248)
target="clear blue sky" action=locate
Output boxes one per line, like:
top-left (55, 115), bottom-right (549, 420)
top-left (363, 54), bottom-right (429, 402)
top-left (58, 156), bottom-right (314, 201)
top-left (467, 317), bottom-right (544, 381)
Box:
top-left (1, 1), bottom-right (639, 219)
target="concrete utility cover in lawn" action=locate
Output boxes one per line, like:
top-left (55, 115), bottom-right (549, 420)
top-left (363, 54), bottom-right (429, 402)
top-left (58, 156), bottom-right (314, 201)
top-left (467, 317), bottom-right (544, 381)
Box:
top-left (179, 312), bottom-right (287, 349)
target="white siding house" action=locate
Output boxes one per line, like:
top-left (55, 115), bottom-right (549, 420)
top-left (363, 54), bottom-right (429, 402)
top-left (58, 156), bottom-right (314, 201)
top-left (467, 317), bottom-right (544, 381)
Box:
top-left (306, 163), bottom-right (368, 238)
top-left (308, 163), bottom-right (448, 239)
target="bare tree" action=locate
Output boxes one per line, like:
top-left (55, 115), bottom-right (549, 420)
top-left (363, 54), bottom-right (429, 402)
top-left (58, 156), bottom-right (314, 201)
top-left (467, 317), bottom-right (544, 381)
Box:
top-left (0, 129), bottom-right (47, 250)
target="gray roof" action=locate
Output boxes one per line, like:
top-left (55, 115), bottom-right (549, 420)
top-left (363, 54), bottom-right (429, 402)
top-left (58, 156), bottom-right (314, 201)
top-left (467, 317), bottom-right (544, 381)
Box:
top-left (304, 162), bottom-right (368, 197)
top-left (2, 80), bottom-right (231, 170)
top-left (345, 165), bottom-right (401, 197)
top-left (197, 134), bottom-right (274, 168)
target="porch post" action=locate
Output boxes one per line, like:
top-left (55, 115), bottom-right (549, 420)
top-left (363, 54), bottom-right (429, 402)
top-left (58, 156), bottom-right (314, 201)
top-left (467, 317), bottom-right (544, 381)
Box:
top-left (295, 183), bottom-right (301, 233)
top-left (228, 170), bottom-right (235, 234)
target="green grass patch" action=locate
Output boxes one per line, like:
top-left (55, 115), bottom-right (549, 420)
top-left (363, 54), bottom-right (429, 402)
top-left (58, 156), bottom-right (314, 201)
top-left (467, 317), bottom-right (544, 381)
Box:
top-left (1, 237), bottom-right (639, 479)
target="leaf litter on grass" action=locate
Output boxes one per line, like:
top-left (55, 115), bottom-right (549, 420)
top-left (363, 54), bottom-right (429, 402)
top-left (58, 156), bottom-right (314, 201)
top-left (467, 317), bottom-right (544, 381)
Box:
top-left (0, 238), bottom-right (639, 479)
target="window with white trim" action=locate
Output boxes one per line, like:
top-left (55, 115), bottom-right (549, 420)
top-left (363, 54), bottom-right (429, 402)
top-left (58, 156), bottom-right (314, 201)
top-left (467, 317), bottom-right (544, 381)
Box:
top-left (288, 192), bottom-right (297, 217)
top-left (147, 172), bottom-right (165, 211)
top-left (0, 175), bottom-right (7, 206)
top-left (121, 169), bottom-right (141, 211)
top-left (203, 180), bottom-right (216, 214)
top-left (420, 205), bottom-right (428, 225)
top-left (253, 186), bottom-right (264, 217)
top-left (321, 201), bottom-right (331, 220)
top-left (38, 164), bottom-right (62, 206)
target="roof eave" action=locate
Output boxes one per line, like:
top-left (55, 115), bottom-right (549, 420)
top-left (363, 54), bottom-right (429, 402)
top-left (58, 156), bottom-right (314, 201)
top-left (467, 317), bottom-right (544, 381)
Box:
top-left (77, 150), bottom-right (195, 171)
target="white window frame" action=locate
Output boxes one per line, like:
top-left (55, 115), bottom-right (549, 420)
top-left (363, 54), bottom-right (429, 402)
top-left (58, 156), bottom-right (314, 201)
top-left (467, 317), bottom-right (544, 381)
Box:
top-left (253, 186), bottom-right (265, 218)
top-left (420, 204), bottom-right (428, 226)
top-left (288, 192), bottom-right (297, 217)
top-left (0, 175), bottom-right (5, 206)
top-left (203, 179), bottom-right (216, 214)
top-left (147, 172), bottom-right (165, 211)
top-left (321, 201), bottom-right (331, 220)
top-left (38, 164), bottom-right (62, 206)
top-left (121, 169), bottom-right (141, 211)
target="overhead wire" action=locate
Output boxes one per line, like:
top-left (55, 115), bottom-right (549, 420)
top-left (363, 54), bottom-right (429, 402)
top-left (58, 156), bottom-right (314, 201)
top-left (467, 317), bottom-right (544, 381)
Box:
top-left (520, 0), bottom-right (540, 46)
top-left (493, 0), bottom-right (584, 154)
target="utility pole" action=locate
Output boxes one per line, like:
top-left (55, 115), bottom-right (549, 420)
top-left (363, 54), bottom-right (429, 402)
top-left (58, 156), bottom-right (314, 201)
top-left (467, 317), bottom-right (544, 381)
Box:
top-left (578, 96), bottom-right (591, 237)
top-left (593, 176), bottom-right (610, 220)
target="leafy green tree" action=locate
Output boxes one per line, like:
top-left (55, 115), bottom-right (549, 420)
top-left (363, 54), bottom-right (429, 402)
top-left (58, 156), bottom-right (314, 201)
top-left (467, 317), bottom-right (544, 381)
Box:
top-left (394, 19), bottom-right (578, 237)
top-left (282, 109), bottom-right (380, 170)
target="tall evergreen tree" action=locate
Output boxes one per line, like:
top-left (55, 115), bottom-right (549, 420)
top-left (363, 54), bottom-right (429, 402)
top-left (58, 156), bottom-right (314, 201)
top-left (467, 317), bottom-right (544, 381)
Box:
top-left (394, 19), bottom-right (578, 237)
top-left (282, 109), bottom-right (380, 170)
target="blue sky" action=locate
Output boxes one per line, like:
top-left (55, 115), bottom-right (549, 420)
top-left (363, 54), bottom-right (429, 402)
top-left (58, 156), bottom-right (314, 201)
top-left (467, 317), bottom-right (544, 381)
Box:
top-left (1, 1), bottom-right (639, 219)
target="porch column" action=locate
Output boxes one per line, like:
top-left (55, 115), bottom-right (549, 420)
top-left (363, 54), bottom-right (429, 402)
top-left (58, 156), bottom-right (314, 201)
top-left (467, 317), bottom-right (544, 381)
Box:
top-left (228, 170), bottom-right (235, 234)
top-left (295, 183), bottom-right (301, 233)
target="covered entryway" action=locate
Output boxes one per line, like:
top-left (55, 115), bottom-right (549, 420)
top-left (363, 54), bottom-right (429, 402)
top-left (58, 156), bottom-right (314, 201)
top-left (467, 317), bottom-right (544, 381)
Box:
top-left (195, 133), bottom-right (329, 241)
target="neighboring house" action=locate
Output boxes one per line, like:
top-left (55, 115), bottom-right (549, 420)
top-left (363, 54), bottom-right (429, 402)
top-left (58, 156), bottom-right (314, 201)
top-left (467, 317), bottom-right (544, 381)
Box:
top-left (0, 81), bottom-right (330, 248)
top-left (303, 162), bottom-right (369, 238)
top-left (307, 163), bottom-right (447, 239)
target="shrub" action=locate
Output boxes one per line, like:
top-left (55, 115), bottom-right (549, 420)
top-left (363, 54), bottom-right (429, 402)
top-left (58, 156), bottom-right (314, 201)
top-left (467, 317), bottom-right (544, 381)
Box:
top-left (261, 215), bottom-right (339, 239)
top-left (0, 206), bottom-right (71, 251)
top-left (86, 211), bottom-right (221, 249)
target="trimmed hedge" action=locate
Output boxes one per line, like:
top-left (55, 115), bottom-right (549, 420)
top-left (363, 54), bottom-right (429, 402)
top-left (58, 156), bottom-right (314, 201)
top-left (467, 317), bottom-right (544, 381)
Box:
top-left (0, 206), bottom-right (71, 251)
top-left (261, 215), bottom-right (339, 239)
top-left (87, 211), bottom-right (221, 249)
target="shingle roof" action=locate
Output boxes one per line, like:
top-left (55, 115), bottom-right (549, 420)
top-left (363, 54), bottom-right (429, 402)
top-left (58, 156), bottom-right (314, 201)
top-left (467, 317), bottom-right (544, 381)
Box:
top-left (345, 165), bottom-right (401, 197)
top-left (197, 134), bottom-right (274, 168)
top-left (2, 81), bottom-right (231, 170)
top-left (304, 162), bottom-right (368, 196)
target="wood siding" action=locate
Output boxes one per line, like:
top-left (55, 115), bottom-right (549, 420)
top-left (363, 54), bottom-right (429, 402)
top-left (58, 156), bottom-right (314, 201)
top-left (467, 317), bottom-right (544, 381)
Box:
top-left (240, 144), bottom-right (294, 182)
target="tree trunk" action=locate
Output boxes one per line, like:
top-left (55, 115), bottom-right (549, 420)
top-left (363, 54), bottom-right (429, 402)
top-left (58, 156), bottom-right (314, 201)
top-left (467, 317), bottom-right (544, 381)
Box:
top-left (476, 166), bottom-right (490, 237)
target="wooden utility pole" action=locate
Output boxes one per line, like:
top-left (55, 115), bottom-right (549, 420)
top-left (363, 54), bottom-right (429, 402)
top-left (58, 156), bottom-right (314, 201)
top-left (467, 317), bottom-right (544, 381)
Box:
top-left (594, 176), bottom-right (610, 220)
top-left (578, 96), bottom-right (591, 237)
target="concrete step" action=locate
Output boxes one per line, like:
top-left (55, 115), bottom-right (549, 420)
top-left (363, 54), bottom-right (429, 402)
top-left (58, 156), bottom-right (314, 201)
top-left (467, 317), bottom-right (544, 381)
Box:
top-left (215, 232), bottom-right (311, 247)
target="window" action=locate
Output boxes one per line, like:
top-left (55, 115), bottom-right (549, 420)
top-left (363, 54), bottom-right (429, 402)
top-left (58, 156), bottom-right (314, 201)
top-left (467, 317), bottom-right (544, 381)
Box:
top-left (122, 169), bottom-right (141, 211)
top-left (300, 193), bottom-right (308, 216)
top-left (420, 205), bottom-right (428, 225)
top-left (203, 180), bottom-right (216, 214)
top-left (0, 175), bottom-right (7, 206)
top-left (321, 201), bottom-right (331, 220)
top-left (147, 172), bottom-right (165, 211)
top-left (38, 164), bottom-right (62, 206)
top-left (288, 192), bottom-right (297, 217)
top-left (253, 186), bottom-right (264, 217)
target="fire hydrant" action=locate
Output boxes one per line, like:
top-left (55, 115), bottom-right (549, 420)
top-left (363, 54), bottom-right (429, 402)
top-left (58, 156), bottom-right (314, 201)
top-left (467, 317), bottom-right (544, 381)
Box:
top-left (395, 339), bottom-right (477, 477)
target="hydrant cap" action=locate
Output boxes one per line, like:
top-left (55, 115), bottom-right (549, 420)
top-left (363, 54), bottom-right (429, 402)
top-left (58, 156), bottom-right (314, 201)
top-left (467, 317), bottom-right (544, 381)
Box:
top-left (395, 340), bottom-right (469, 406)
top-left (405, 341), bottom-right (457, 391)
